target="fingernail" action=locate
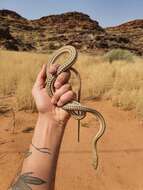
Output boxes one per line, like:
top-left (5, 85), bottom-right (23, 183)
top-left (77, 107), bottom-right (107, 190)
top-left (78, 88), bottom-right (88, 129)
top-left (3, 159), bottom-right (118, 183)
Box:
top-left (57, 101), bottom-right (62, 107)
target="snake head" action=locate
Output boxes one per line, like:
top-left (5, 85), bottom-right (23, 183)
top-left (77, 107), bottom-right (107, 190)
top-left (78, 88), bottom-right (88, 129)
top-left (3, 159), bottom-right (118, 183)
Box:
top-left (92, 156), bottom-right (98, 170)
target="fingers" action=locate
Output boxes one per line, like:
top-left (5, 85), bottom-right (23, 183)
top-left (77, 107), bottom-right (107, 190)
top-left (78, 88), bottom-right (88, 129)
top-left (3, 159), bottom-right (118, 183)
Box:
top-left (51, 84), bottom-right (71, 104)
top-left (35, 63), bottom-right (75, 106)
top-left (51, 84), bottom-right (76, 106)
top-left (34, 63), bottom-right (70, 89)
top-left (48, 64), bottom-right (74, 106)
top-left (48, 64), bottom-right (71, 88)
top-left (57, 90), bottom-right (76, 106)
top-left (54, 71), bottom-right (71, 88)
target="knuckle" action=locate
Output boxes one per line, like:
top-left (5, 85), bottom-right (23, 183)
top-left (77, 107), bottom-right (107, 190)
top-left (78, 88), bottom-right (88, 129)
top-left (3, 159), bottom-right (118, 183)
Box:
top-left (64, 83), bottom-right (71, 90)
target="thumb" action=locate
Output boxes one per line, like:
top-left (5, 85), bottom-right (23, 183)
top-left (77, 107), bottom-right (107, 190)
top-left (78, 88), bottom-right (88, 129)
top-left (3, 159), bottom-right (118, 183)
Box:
top-left (35, 64), bottom-right (47, 87)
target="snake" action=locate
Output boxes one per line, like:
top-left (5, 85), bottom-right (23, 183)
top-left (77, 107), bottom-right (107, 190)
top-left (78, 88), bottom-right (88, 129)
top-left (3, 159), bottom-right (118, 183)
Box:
top-left (46, 45), bottom-right (106, 169)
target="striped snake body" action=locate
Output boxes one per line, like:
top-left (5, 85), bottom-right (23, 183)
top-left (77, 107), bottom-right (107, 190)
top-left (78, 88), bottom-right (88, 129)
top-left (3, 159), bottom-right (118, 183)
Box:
top-left (46, 45), bottom-right (106, 169)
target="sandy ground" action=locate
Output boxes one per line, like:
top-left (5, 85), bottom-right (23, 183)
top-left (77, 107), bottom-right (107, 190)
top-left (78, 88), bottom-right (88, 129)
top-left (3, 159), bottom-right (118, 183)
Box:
top-left (0, 100), bottom-right (143, 190)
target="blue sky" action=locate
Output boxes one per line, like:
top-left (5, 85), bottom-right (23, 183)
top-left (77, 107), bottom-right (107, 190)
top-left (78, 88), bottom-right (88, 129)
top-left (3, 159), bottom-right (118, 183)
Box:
top-left (0, 0), bottom-right (142, 27)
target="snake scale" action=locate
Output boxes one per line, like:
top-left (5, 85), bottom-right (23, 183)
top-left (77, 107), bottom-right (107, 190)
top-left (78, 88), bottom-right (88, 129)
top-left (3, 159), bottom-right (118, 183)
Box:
top-left (46, 45), bottom-right (106, 169)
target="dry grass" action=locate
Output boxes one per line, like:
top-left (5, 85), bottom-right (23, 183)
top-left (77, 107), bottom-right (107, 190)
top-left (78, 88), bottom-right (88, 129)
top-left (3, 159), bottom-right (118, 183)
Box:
top-left (0, 50), bottom-right (48, 110)
top-left (0, 50), bottom-right (143, 117)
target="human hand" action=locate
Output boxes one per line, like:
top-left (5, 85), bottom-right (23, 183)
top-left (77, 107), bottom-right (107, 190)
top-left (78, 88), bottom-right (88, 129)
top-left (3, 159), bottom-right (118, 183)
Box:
top-left (32, 64), bottom-right (76, 124)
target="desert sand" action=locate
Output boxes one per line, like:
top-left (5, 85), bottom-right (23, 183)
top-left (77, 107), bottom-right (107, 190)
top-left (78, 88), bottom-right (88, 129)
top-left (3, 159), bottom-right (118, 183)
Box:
top-left (0, 100), bottom-right (143, 190)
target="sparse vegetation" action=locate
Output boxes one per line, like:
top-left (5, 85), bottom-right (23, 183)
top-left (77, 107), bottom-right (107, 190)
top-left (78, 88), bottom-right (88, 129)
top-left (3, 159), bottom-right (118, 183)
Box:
top-left (0, 50), bottom-right (47, 111)
top-left (0, 50), bottom-right (143, 117)
top-left (104, 49), bottom-right (134, 63)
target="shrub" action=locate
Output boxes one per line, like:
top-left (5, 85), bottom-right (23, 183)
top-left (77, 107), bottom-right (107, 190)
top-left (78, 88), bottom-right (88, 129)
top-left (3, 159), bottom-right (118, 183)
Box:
top-left (104, 49), bottom-right (134, 63)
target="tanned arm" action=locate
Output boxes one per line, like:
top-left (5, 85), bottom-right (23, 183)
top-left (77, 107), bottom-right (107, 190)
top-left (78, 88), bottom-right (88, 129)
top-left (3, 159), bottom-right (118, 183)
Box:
top-left (9, 63), bottom-right (75, 190)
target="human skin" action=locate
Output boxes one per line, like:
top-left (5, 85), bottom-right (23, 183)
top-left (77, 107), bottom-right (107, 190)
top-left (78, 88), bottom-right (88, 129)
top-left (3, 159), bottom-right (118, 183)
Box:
top-left (10, 63), bottom-right (76, 190)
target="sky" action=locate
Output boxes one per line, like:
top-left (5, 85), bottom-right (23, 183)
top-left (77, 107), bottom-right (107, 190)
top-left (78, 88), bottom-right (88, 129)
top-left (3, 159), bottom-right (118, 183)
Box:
top-left (0, 0), bottom-right (143, 27)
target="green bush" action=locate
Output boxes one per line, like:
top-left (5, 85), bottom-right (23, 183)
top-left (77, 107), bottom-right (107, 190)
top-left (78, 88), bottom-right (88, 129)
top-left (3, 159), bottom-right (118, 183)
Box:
top-left (104, 49), bottom-right (134, 63)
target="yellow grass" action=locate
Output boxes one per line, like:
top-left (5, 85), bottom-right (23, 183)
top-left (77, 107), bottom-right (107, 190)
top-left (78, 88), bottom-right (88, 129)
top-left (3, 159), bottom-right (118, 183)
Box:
top-left (0, 50), bottom-right (143, 117)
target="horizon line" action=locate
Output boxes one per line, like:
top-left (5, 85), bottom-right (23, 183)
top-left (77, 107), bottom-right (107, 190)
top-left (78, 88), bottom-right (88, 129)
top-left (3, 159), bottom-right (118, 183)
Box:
top-left (0, 8), bottom-right (143, 28)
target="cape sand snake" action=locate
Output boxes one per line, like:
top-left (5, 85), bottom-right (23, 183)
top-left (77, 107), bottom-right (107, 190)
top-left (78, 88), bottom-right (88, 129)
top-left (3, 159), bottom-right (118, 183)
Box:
top-left (46, 45), bottom-right (106, 169)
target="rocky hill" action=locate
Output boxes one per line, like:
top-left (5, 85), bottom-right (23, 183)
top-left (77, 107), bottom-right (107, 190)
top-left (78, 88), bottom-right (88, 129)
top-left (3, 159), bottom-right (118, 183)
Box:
top-left (0, 9), bottom-right (143, 55)
top-left (106, 20), bottom-right (143, 55)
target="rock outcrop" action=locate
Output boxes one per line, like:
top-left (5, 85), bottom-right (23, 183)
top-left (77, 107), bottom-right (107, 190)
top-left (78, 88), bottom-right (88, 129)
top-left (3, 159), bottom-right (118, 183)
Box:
top-left (0, 9), bottom-right (143, 55)
top-left (106, 20), bottom-right (143, 55)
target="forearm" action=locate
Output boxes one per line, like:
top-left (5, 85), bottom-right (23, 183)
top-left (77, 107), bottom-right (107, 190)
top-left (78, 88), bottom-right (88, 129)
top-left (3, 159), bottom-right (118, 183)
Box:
top-left (11, 114), bottom-right (66, 190)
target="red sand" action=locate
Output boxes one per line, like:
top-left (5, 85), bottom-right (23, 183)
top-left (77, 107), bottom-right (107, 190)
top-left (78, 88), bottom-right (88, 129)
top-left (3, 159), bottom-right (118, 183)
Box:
top-left (0, 100), bottom-right (143, 190)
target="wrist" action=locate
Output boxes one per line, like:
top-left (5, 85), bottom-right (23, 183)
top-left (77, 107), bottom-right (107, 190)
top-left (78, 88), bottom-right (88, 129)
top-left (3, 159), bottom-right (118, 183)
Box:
top-left (32, 113), bottom-right (67, 149)
top-left (38, 108), bottom-right (70, 125)
top-left (38, 112), bottom-right (68, 127)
